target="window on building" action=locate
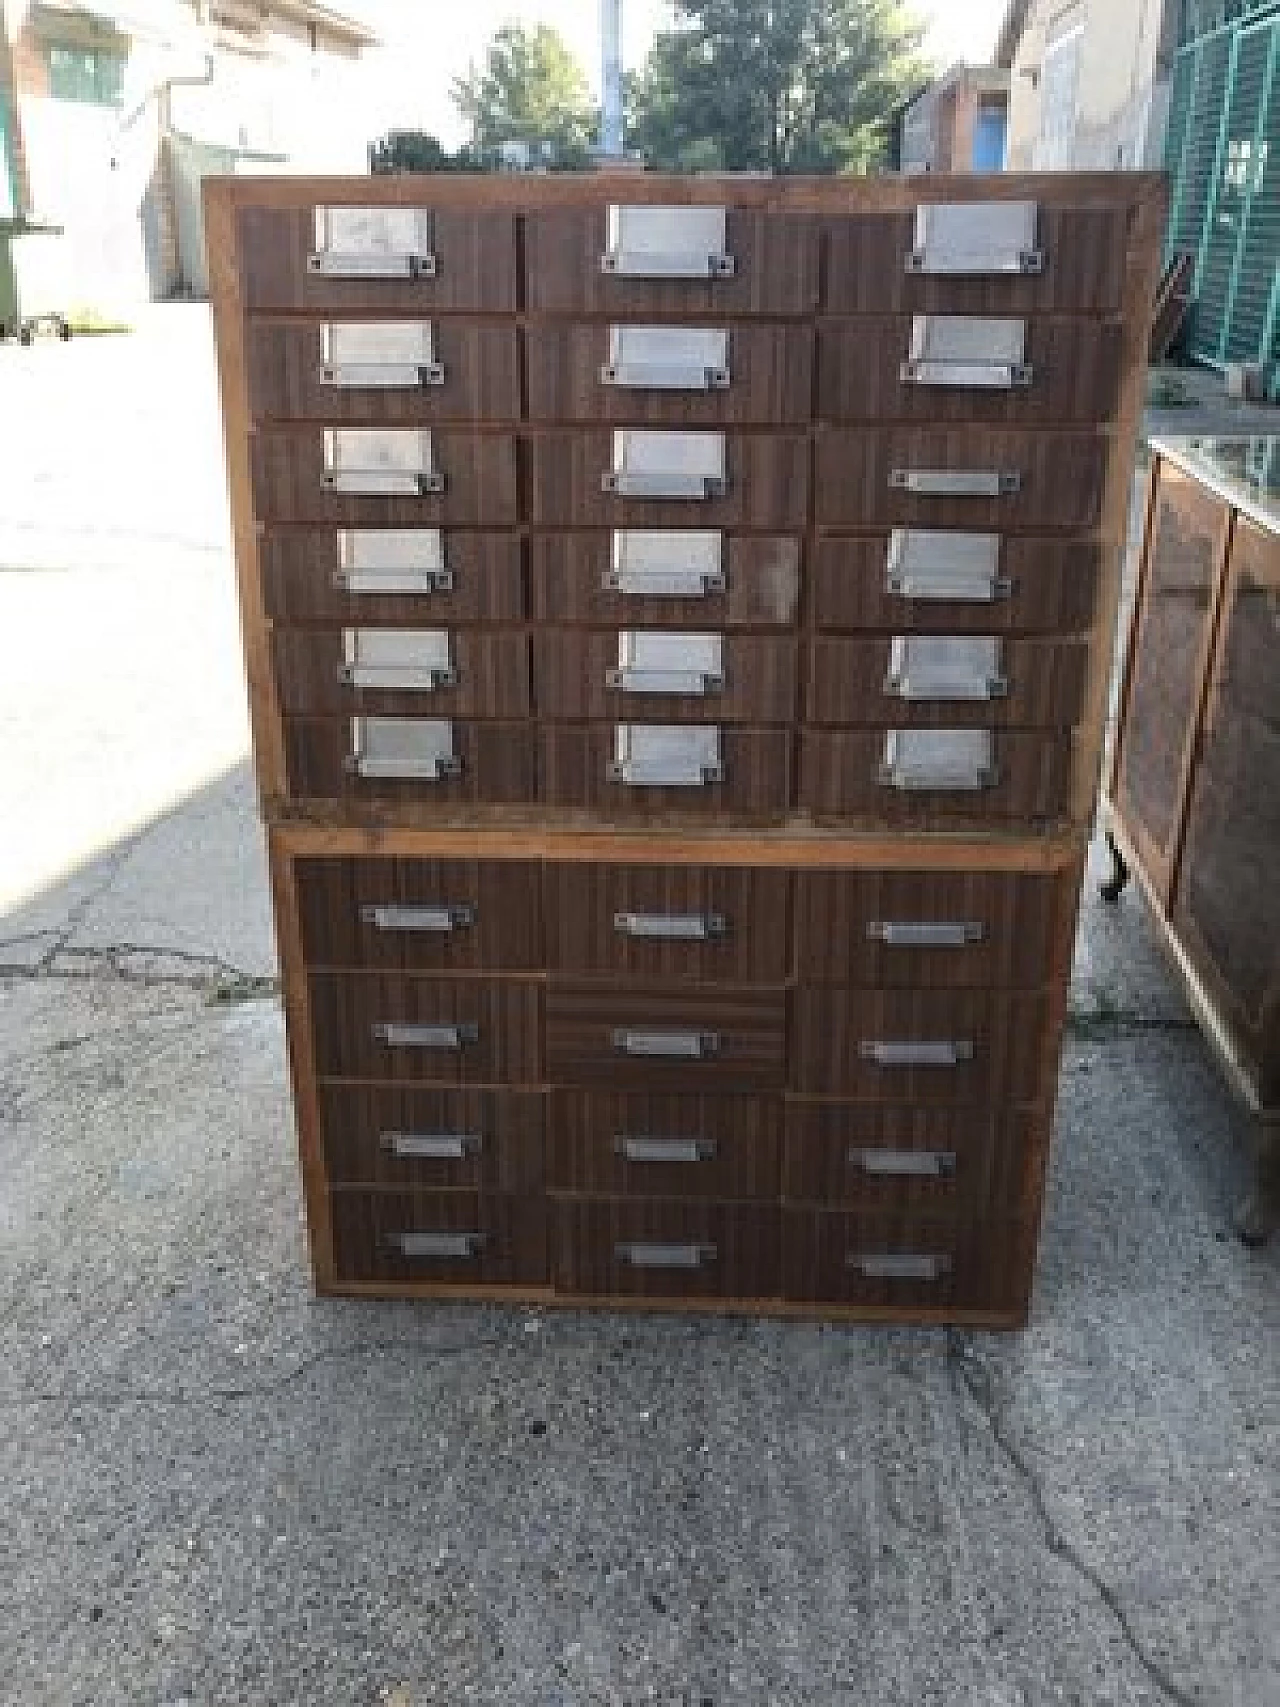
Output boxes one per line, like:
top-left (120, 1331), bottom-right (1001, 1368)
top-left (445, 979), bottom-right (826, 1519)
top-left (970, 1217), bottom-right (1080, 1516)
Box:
top-left (46, 44), bottom-right (126, 106)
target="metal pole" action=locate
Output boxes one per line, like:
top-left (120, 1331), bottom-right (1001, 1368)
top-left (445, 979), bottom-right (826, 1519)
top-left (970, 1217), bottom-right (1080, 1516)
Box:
top-left (601, 0), bottom-right (623, 157)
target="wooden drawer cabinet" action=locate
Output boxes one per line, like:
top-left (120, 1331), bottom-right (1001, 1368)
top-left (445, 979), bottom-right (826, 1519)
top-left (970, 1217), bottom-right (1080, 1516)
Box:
top-left (318, 1085), bottom-right (544, 1191)
top-left (308, 972), bottom-right (542, 1084)
top-left (551, 1199), bottom-right (781, 1300)
top-left (331, 1190), bottom-right (547, 1289)
top-left (547, 1091), bottom-right (782, 1200)
top-left (529, 533), bottom-right (801, 628)
top-left (805, 635), bottom-right (1088, 729)
top-left (535, 630), bottom-right (796, 723)
top-left (259, 529), bottom-right (525, 625)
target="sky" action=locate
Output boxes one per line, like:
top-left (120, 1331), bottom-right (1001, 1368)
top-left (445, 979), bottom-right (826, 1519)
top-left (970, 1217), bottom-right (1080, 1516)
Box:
top-left (348, 1), bottom-right (1010, 149)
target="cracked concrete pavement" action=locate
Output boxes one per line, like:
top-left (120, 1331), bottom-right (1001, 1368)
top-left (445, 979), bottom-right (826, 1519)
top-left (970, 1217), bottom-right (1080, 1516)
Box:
top-left (1, 308), bottom-right (1277, 1706)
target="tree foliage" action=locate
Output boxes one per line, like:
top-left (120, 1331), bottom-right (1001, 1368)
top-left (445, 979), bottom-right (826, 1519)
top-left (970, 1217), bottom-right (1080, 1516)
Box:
top-left (452, 23), bottom-right (597, 168)
top-left (368, 131), bottom-right (484, 174)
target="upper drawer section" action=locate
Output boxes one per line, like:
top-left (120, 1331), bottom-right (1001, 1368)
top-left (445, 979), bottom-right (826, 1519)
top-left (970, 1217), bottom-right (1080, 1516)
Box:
top-left (237, 204), bottom-right (519, 312)
top-left (250, 429), bottom-right (519, 525)
top-left (525, 204), bottom-right (819, 315)
top-left (822, 198), bottom-right (1131, 315)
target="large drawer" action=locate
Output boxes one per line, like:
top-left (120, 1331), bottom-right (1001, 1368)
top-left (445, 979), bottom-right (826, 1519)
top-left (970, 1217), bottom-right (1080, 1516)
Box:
top-left (550, 1199), bottom-right (781, 1300)
top-left (245, 321), bottom-right (521, 422)
top-left (250, 429), bottom-right (519, 525)
top-left (810, 534), bottom-right (1103, 634)
top-left (236, 203), bottom-right (519, 313)
top-left (534, 631), bottom-right (796, 723)
top-left (546, 985), bottom-right (786, 1090)
top-left (294, 856), bottom-right (543, 971)
top-left (524, 205), bottom-right (819, 315)
top-left (529, 431), bottom-right (809, 528)
top-left (546, 1091), bottom-right (782, 1200)
top-left (543, 862), bottom-right (790, 983)
top-left (789, 988), bottom-right (1052, 1102)
top-left (330, 1190), bottom-right (546, 1288)
top-left (529, 533), bottom-right (801, 629)
top-left (318, 1084), bottom-right (544, 1191)
top-left (815, 428), bottom-right (1106, 531)
top-left (526, 323), bottom-right (813, 423)
top-left (539, 725), bottom-right (791, 821)
top-left (792, 868), bottom-right (1070, 988)
top-left (781, 1101), bottom-right (1046, 1211)
top-left (805, 636), bottom-right (1089, 728)
top-left (271, 627), bottom-right (531, 719)
top-left (259, 529), bottom-right (525, 625)
top-left (798, 729), bottom-right (1071, 825)
top-left (308, 973), bottom-right (542, 1084)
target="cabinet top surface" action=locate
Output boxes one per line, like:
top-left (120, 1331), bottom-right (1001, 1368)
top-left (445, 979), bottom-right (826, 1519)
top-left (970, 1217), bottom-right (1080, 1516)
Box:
top-left (1150, 436), bottom-right (1280, 536)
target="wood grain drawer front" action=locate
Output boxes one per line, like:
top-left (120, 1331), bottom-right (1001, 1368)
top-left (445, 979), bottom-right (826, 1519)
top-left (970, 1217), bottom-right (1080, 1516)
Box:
top-left (816, 317), bottom-right (1122, 424)
top-left (798, 730), bottom-right (1071, 826)
top-left (544, 864), bottom-right (789, 984)
top-left (781, 1102), bottom-right (1045, 1211)
top-left (781, 1208), bottom-right (1034, 1317)
top-left (527, 323), bottom-right (813, 423)
top-left (821, 202), bottom-right (1129, 315)
top-left (259, 529), bottom-right (524, 625)
top-left (547, 1091), bottom-right (782, 1200)
top-left (810, 534), bottom-right (1102, 635)
top-left (816, 429), bottom-right (1106, 532)
top-left (318, 1085), bottom-right (544, 1191)
top-left (529, 533), bottom-right (801, 628)
top-left (245, 322), bottom-right (521, 422)
top-left (529, 432), bottom-right (809, 528)
top-left (535, 631), bottom-right (796, 723)
top-left (524, 206), bottom-right (819, 315)
top-left (250, 430), bottom-right (518, 525)
top-left (308, 974), bottom-right (542, 1084)
top-left (806, 636), bottom-right (1088, 729)
top-left (272, 628), bottom-right (531, 718)
top-left (539, 725), bottom-right (791, 821)
top-left (330, 1190), bottom-right (546, 1289)
top-left (793, 870), bottom-right (1067, 988)
top-left (550, 1199), bottom-right (781, 1300)
top-left (546, 986), bottom-right (786, 1090)
top-left (790, 989), bottom-right (1051, 1103)
top-left (237, 204), bottom-right (519, 312)
top-left (294, 857), bottom-right (542, 971)
top-left (282, 719), bottom-right (536, 808)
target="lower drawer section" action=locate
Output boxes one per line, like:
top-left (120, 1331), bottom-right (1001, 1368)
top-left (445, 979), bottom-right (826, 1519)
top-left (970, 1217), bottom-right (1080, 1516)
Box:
top-left (331, 1189), bottom-right (548, 1288)
top-left (547, 1091), bottom-right (782, 1199)
top-left (550, 1199), bottom-right (780, 1300)
top-left (308, 973), bottom-right (543, 1083)
top-left (546, 985), bottom-right (787, 1090)
top-left (317, 1084), bottom-right (544, 1190)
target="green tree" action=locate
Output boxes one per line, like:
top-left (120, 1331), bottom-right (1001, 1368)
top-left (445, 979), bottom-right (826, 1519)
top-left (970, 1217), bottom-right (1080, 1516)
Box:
top-left (452, 23), bottom-right (597, 168)
top-left (368, 131), bottom-right (483, 174)
top-left (630, 0), bottom-right (930, 174)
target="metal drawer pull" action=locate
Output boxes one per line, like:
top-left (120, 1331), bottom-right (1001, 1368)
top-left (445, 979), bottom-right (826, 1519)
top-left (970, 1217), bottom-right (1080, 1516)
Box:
top-left (309, 206), bottom-right (437, 279)
top-left (889, 467), bottom-right (1020, 498)
top-left (373, 1022), bottom-right (479, 1050)
top-left (392, 1231), bottom-right (485, 1260)
top-left (322, 429), bottom-right (443, 496)
top-left (850, 1148), bottom-right (957, 1178)
top-left (900, 316), bottom-right (1031, 390)
top-left (347, 717), bottom-right (461, 781)
top-left (905, 200), bottom-right (1042, 276)
top-left (876, 729), bottom-right (997, 792)
top-left (866, 920), bottom-right (984, 948)
top-left (884, 635), bottom-right (1007, 701)
top-left (604, 529), bottom-right (725, 597)
top-left (334, 528), bottom-right (455, 596)
top-left (859, 1040), bottom-right (974, 1067)
top-left (612, 1029), bottom-right (720, 1058)
top-left (604, 566), bottom-right (725, 597)
top-left (381, 1131), bottom-right (483, 1160)
top-left (615, 1136), bottom-right (717, 1164)
top-left (600, 205), bottom-right (734, 278)
top-left (617, 1241), bottom-right (718, 1269)
top-left (607, 630), bottom-right (724, 696)
top-left (319, 321), bottom-right (444, 388)
top-left (885, 529), bottom-right (1009, 602)
top-left (339, 628), bottom-right (456, 692)
top-left (360, 903), bottom-right (475, 932)
top-left (601, 326), bottom-right (730, 390)
top-left (614, 910), bottom-right (726, 941)
top-left (850, 1252), bottom-right (953, 1280)
top-left (603, 430), bottom-right (727, 500)
top-left (608, 723), bottom-right (724, 788)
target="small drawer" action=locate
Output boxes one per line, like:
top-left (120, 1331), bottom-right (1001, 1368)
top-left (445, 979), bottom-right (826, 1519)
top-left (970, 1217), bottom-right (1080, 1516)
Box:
top-left (250, 428), bottom-right (518, 525)
top-left (308, 973), bottom-right (542, 1084)
top-left (809, 533), bottom-right (1102, 635)
top-left (281, 718), bottom-right (536, 809)
top-left (272, 627), bottom-right (531, 718)
top-left (789, 988), bottom-right (1052, 1102)
top-left (259, 528), bottom-right (524, 624)
top-left (244, 321), bottom-right (521, 421)
top-left (529, 431), bottom-right (809, 528)
top-left (805, 636), bottom-right (1089, 728)
top-left (815, 428), bottom-right (1106, 531)
top-left (527, 323), bottom-right (813, 423)
top-left (781, 1207), bottom-right (1035, 1317)
top-left (529, 532), bottom-right (801, 628)
top-left (547, 1091), bottom-right (782, 1200)
top-left (792, 868), bottom-right (1069, 988)
top-left (237, 203), bottom-right (519, 312)
top-left (539, 724), bottom-right (791, 821)
top-left (535, 631), bottom-right (796, 723)
top-left (544, 862), bottom-right (790, 983)
top-left (293, 856), bottom-right (542, 971)
top-left (782, 1101), bottom-right (1046, 1210)
top-left (318, 1085), bottom-right (544, 1190)
top-left (546, 984), bottom-right (786, 1090)
top-left (798, 729), bottom-right (1072, 826)
top-left (330, 1190), bottom-right (546, 1289)
top-left (524, 204), bottom-right (818, 315)
top-left (550, 1199), bottom-right (781, 1300)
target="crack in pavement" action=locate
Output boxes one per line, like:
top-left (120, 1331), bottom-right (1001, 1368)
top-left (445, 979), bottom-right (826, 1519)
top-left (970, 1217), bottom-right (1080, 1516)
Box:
top-left (0, 939), bottom-right (277, 997)
top-left (946, 1331), bottom-right (1200, 1707)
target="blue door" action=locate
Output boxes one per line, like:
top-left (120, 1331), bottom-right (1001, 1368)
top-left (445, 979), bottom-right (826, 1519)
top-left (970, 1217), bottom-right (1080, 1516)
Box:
top-left (973, 105), bottom-right (1007, 171)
